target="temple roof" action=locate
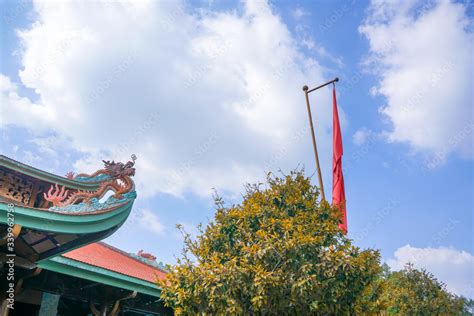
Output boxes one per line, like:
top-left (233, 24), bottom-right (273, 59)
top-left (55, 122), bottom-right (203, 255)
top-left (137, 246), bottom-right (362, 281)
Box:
top-left (62, 242), bottom-right (167, 283)
top-left (38, 242), bottom-right (166, 297)
top-left (1, 154), bottom-right (168, 299)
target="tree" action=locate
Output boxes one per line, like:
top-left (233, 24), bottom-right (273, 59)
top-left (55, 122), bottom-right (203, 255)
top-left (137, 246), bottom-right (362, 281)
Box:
top-left (158, 171), bottom-right (383, 314)
top-left (383, 263), bottom-right (469, 315)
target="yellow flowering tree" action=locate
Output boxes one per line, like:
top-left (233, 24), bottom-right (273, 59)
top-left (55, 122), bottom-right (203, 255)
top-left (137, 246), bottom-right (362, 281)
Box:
top-left (158, 171), bottom-right (383, 314)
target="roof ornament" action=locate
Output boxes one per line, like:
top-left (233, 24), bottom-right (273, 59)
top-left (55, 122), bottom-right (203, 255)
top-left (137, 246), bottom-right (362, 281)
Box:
top-left (137, 249), bottom-right (157, 261)
top-left (45, 155), bottom-right (137, 207)
top-left (102, 154), bottom-right (137, 178)
top-left (43, 184), bottom-right (69, 207)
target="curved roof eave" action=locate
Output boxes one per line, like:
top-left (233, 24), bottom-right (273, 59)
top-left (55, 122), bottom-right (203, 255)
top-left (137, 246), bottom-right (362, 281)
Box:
top-left (0, 200), bottom-right (134, 234)
top-left (0, 155), bottom-right (102, 190)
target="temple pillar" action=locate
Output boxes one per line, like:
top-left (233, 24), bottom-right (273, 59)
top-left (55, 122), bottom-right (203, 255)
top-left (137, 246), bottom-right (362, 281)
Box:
top-left (0, 299), bottom-right (11, 316)
top-left (38, 293), bottom-right (60, 316)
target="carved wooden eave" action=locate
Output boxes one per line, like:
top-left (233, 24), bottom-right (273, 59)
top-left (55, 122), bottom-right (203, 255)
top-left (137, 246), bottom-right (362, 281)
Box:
top-left (0, 155), bottom-right (137, 263)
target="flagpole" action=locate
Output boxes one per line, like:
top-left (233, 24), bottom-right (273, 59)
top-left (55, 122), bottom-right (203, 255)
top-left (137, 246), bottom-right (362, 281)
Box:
top-left (302, 77), bottom-right (339, 202)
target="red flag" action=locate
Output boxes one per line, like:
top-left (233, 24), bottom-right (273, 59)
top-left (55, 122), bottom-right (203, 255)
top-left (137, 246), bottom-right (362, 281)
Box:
top-left (332, 85), bottom-right (347, 234)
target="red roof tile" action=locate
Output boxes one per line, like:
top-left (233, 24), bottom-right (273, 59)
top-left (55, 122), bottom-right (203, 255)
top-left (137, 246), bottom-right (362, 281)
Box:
top-left (62, 242), bottom-right (167, 283)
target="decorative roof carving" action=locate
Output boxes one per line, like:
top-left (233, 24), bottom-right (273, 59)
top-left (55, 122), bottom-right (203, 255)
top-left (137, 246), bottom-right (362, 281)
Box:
top-left (137, 250), bottom-right (157, 261)
top-left (44, 155), bottom-right (137, 212)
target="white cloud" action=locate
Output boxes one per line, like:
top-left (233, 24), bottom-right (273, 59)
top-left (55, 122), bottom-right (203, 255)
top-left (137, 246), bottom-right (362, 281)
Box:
top-left (0, 75), bottom-right (54, 130)
top-left (22, 150), bottom-right (41, 165)
top-left (301, 38), bottom-right (315, 50)
top-left (139, 208), bottom-right (166, 235)
top-left (387, 245), bottom-right (474, 298)
top-left (121, 207), bottom-right (166, 235)
top-left (103, 206), bottom-right (166, 258)
top-left (315, 46), bottom-right (344, 69)
top-left (1, 0), bottom-right (337, 198)
top-left (300, 38), bottom-right (344, 68)
top-left (360, 0), bottom-right (473, 164)
top-left (292, 7), bottom-right (308, 20)
top-left (352, 127), bottom-right (373, 145)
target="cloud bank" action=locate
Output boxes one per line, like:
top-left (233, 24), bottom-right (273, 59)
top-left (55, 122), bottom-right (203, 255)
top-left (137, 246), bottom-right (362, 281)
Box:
top-left (360, 0), bottom-right (473, 166)
top-left (1, 0), bottom-right (336, 198)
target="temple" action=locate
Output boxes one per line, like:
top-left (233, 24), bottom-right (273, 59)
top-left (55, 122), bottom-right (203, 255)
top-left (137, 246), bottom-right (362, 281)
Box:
top-left (0, 155), bottom-right (171, 315)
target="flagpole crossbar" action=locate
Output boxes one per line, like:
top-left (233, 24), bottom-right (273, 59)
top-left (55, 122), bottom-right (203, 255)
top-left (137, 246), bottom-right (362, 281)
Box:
top-left (301, 77), bottom-right (339, 202)
top-left (303, 77), bottom-right (339, 94)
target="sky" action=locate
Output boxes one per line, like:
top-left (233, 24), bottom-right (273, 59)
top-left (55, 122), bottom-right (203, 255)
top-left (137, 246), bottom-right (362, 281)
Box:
top-left (0, 0), bottom-right (473, 298)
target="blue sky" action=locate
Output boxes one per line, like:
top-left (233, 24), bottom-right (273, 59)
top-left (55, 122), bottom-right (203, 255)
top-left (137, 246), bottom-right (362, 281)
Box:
top-left (1, 0), bottom-right (473, 298)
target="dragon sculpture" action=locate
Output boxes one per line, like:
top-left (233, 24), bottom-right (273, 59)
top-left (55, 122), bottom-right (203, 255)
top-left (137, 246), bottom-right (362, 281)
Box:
top-left (44, 155), bottom-right (137, 207)
top-left (137, 250), bottom-right (157, 261)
